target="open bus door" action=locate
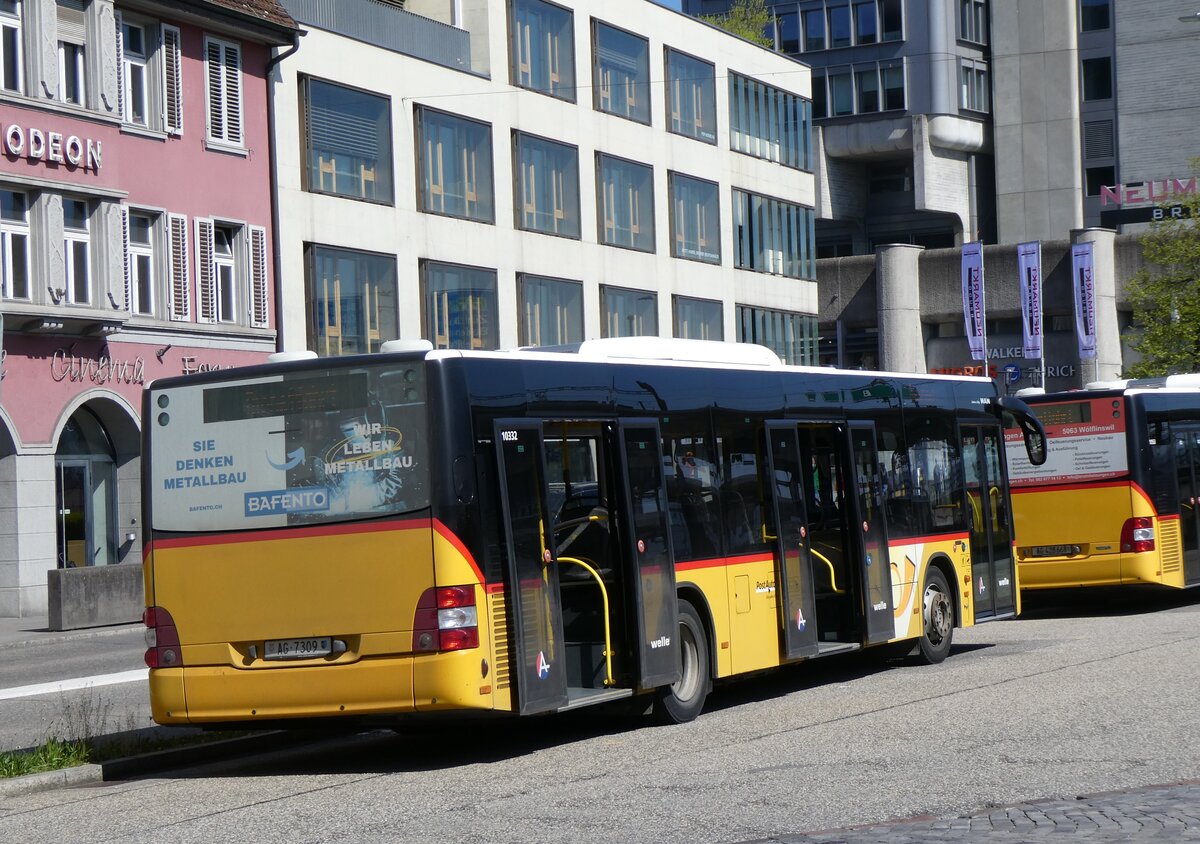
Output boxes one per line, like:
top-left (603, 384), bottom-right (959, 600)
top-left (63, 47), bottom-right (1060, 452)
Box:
top-left (765, 423), bottom-right (820, 659)
top-left (494, 420), bottom-right (569, 715)
top-left (848, 422), bottom-right (895, 645)
top-left (961, 424), bottom-right (1017, 619)
top-left (1170, 425), bottom-right (1200, 585)
top-left (616, 421), bottom-right (682, 690)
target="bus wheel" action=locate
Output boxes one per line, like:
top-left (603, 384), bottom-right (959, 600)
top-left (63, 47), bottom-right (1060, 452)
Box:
top-left (918, 568), bottom-right (954, 664)
top-left (653, 600), bottom-right (710, 724)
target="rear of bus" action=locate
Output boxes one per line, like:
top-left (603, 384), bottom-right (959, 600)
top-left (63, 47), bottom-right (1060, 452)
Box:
top-left (1010, 393), bottom-right (1163, 588)
top-left (142, 355), bottom-right (490, 724)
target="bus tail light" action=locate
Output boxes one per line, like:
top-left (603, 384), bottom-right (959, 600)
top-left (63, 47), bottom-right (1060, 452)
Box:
top-left (1121, 517), bottom-right (1155, 553)
top-left (143, 606), bottom-right (183, 668)
top-left (413, 585), bottom-right (479, 652)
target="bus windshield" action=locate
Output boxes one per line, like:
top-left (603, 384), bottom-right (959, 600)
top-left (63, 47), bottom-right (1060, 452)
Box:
top-left (148, 361), bottom-right (429, 532)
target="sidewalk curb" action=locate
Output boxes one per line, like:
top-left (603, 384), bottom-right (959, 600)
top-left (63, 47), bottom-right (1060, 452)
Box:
top-left (0, 624), bottom-right (142, 651)
top-left (0, 763), bottom-right (103, 797)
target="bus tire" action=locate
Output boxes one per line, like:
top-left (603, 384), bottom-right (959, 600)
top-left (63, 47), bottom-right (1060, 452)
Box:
top-left (653, 599), bottom-right (710, 724)
top-left (918, 568), bottom-right (954, 664)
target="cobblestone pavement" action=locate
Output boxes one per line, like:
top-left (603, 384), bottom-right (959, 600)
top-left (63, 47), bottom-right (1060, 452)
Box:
top-left (750, 781), bottom-right (1200, 842)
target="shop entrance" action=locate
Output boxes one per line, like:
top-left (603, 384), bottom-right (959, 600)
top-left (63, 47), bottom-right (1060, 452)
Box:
top-left (55, 408), bottom-right (116, 567)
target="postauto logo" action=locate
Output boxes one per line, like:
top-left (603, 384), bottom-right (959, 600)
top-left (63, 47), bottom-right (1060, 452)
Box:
top-left (244, 488), bottom-right (331, 517)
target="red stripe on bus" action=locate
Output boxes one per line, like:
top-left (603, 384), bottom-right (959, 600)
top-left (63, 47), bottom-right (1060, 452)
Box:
top-left (887, 531), bottom-right (969, 547)
top-left (1012, 479), bottom-right (1133, 495)
top-left (676, 554), bottom-right (770, 572)
top-left (148, 517), bottom-right (433, 551)
top-left (432, 519), bottom-right (485, 585)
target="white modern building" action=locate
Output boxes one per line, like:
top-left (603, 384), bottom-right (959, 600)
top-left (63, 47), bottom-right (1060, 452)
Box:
top-left (272, 0), bottom-right (821, 363)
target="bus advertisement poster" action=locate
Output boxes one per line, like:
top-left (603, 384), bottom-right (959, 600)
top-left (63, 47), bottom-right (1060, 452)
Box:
top-left (1005, 397), bottom-right (1126, 487)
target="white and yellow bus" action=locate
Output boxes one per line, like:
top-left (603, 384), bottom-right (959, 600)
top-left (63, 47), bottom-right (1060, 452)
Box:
top-left (142, 339), bottom-right (1045, 725)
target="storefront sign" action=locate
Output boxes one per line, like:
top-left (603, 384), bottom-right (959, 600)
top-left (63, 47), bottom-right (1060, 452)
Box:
top-left (181, 356), bottom-right (229, 375)
top-left (4, 123), bottom-right (102, 172)
top-left (50, 348), bottom-right (145, 385)
top-left (1100, 176), bottom-right (1196, 207)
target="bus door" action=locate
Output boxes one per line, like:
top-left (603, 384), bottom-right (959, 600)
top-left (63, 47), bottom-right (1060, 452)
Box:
top-left (848, 422), bottom-right (895, 644)
top-left (765, 423), bottom-right (819, 659)
top-left (1171, 426), bottom-right (1200, 584)
top-left (616, 421), bottom-right (682, 689)
top-left (494, 420), bottom-right (569, 715)
top-left (961, 424), bottom-right (1016, 619)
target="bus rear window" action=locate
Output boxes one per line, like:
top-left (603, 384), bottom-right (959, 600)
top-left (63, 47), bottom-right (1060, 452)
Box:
top-left (149, 363), bottom-right (429, 532)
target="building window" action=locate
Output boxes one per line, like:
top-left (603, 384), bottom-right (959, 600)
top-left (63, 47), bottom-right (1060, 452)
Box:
top-left (511, 0), bottom-right (575, 102)
top-left (736, 305), bottom-right (818, 366)
top-left (306, 245), bottom-right (398, 356)
top-left (666, 48), bottom-right (716, 144)
top-left (829, 70), bottom-right (853, 116)
top-left (515, 132), bottom-right (580, 238)
top-left (776, 9), bottom-right (799, 53)
top-left (0, 0), bottom-right (21, 93)
top-left (204, 36), bottom-right (243, 147)
top-left (598, 153), bottom-right (654, 252)
top-left (118, 18), bottom-right (183, 133)
top-left (422, 260), bottom-right (499, 350)
top-left (674, 296), bottom-right (722, 341)
top-left (128, 212), bottom-right (155, 316)
top-left (0, 189), bottom-right (28, 300)
top-left (602, 286), bottom-right (656, 338)
top-left (856, 67), bottom-right (879, 112)
top-left (959, 0), bottom-right (987, 43)
top-left (302, 77), bottom-right (393, 204)
top-left (593, 20), bottom-right (649, 123)
top-left (1080, 0), bottom-right (1109, 31)
top-left (803, 8), bottom-right (825, 51)
top-left (854, 1), bottom-right (877, 44)
top-left (416, 106), bottom-right (493, 222)
top-left (960, 60), bottom-right (989, 112)
top-left (729, 73), bottom-right (812, 170)
top-left (121, 20), bottom-right (148, 124)
top-left (1085, 166), bottom-right (1115, 197)
top-left (196, 219), bottom-right (268, 326)
top-left (669, 172), bottom-right (720, 264)
top-left (1082, 57), bottom-right (1112, 101)
top-left (812, 73), bottom-right (827, 118)
top-left (881, 0), bottom-right (903, 40)
top-left (828, 4), bottom-right (851, 48)
top-left (64, 199), bottom-right (90, 305)
top-left (520, 274), bottom-right (583, 346)
top-left (732, 188), bottom-right (815, 280)
top-left (56, 0), bottom-right (87, 105)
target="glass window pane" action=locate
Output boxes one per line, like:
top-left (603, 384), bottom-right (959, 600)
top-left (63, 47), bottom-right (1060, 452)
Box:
top-left (674, 296), bottom-right (722, 341)
top-left (856, 68), bottom-right (879, 112)
top-left (598, 154), bottom-right (654, 252)
top-left (305, 78), bottom-right (394, 203)
top-left (1082, 57), bottom-right (1112, 101)
top-left (803, 9), bottom-right (825, 51)
top-left (517, 133), bottom-right (580, 237)
top-left (830, 72), bottom-right (853, 115)
top-left (881, 0), bottom-right (903, 40)
top-left (812, 74), bottom-right (827, 118)
top-left (670, 172), bottom-right (720, 264)
top-left (136, 254), bottom-right (152, 314)
top-left (736, 305), bottom-right (817, 365)
top-left (129, 65), bottom-right (146, 124)
top-left (512, 0), bottom-right (576, 101)
top-left (732, 189), bottom-right (814, 279)
top-left (1081, 0), bottom-right (1109, 31)
top-left (2, 25), bottom-right (20, 91)
top-left (9, 232), bottom-right (27, 298)
top-left (520, 274), bottom-right (582, 346)
top-left (602, 286), bottom-right (657, 337)
top-left (306, 245), bottom-right (399, 355)
top-left (828, 5), bottom-right (851, 48)
top-left (423, 261), bottom-right (499, 350)
top-left (594, 21), bottom-right (650, 123)
top-left (130, 214), bottom-right (152, 245)
top-left (71, 241), bottom-right (89, 303)
top-left (778, 10), bottom-right (799, 53)
top-left (883, 64), bottom-right (905, 110)
top-left (667, 49), bottom-right (717, 143)
top-left (1, 189), bottom-right (25, 221)
top-left (855, 2), bottom-right (877, 44)
top-left (65, 200), bottom-right (88, 230)
top-left (418, 107), bottom-right (494, 223)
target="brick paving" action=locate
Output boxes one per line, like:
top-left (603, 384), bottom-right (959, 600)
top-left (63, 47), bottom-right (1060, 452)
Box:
top-left (749, 781), bottom-right (1200, 842)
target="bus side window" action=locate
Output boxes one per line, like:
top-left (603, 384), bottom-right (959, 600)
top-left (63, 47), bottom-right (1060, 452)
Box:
top-left (715, 419), bottom-right (770, 556)
top-left (661, 427), bottom-right (722, 561)
top-left (907, 416), bottom-right (966, 533)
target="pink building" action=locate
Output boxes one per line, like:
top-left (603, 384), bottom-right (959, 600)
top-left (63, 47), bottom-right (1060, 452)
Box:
top-left (0, 0), bottom-right (297, 617)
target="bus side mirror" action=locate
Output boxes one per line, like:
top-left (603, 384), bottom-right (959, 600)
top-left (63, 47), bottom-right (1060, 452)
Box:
top-left (995, 396), bottom-right (1048, 466)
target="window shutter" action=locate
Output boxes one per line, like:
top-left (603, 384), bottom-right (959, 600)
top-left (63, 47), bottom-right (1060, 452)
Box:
top-left (58, 0), bottom-right (87, 45)
top-left (114, 11), bottom-right (124, 119)
top-left (249, 225), bottom-right (268, 328)
top-left (224, 42), bottom-right (243, 145)
top-left (206, 39), bottom-right (225, 141)
top-left (168, 213), bottom-right (190, 320)
top-left (195, 218), bottom-right (216, 323)
top-left (120, 206), bottom-right (131, 313)
top-left (162, 25), bottom-right (183, 134)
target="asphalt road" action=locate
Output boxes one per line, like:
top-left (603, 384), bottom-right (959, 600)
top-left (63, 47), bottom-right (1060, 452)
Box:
top-left (2, 589), bottom-right (1200, 843)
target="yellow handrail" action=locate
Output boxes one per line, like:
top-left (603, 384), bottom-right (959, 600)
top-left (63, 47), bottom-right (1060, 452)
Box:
top-left (809, 547), bottom-right (845, 594)
top-left (554, 555), bottom-right (615, 687)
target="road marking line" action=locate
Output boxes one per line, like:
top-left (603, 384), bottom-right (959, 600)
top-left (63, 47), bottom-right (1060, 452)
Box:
top-left (0, 669), bottom-right (148, 701)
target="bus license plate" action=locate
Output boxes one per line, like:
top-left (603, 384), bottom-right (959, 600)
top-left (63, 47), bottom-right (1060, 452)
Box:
top-left (264, 637), bottom-right (332, 660)
top-left (1030, 545), bottom-right (1076, 557)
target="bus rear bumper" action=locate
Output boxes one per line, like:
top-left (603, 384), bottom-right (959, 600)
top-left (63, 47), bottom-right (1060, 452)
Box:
top-left (1018, 552), bottom-right (1175, 590)
top-left (150, 649), bottom-right (497, 724)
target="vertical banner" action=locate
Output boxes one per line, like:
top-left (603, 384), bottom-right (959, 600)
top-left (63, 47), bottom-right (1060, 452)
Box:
top-left (961, 241), bottom-right (986, 362)
top-left (1017, 241), bottom-right (1043, 360)
top-left (1071, 242), bottom-right (1097, 360)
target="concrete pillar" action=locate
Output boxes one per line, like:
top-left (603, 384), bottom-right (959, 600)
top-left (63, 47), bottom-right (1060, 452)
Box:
top-left (876, 243), bottom-right (927, 374)
top-left (0, 453), bottom-right (55, 617)
top-left (1071, 227), bottom-right (1122, 383)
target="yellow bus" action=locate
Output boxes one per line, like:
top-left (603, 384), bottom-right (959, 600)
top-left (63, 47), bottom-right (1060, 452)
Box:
top-left (1010, 376), bottom-right (1200, 591)
top-left (142, 339), bottom-right (1046, 725)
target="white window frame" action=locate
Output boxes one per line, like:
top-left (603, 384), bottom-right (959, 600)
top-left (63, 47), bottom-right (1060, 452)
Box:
top-left (959, 0), bottom-right (988, 44)
top-left (64, 198), bottom-right (91, 306)
top-left (0, 189), bottom-right (29, 300)
top-left (0, 0), bottom-right (23, 94)
top-left (204, 35), bottom-right (244, 149)
top-left (121, 19), bottom-right (149, 125)
top-left (57, 41), bottom-right (85, 105)
top-left (127, 210), bottom-right (157, 316)
top-left (212, 224), bottom-right (237, 323)
top-left (960, 59), bottom-right (989, 113)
